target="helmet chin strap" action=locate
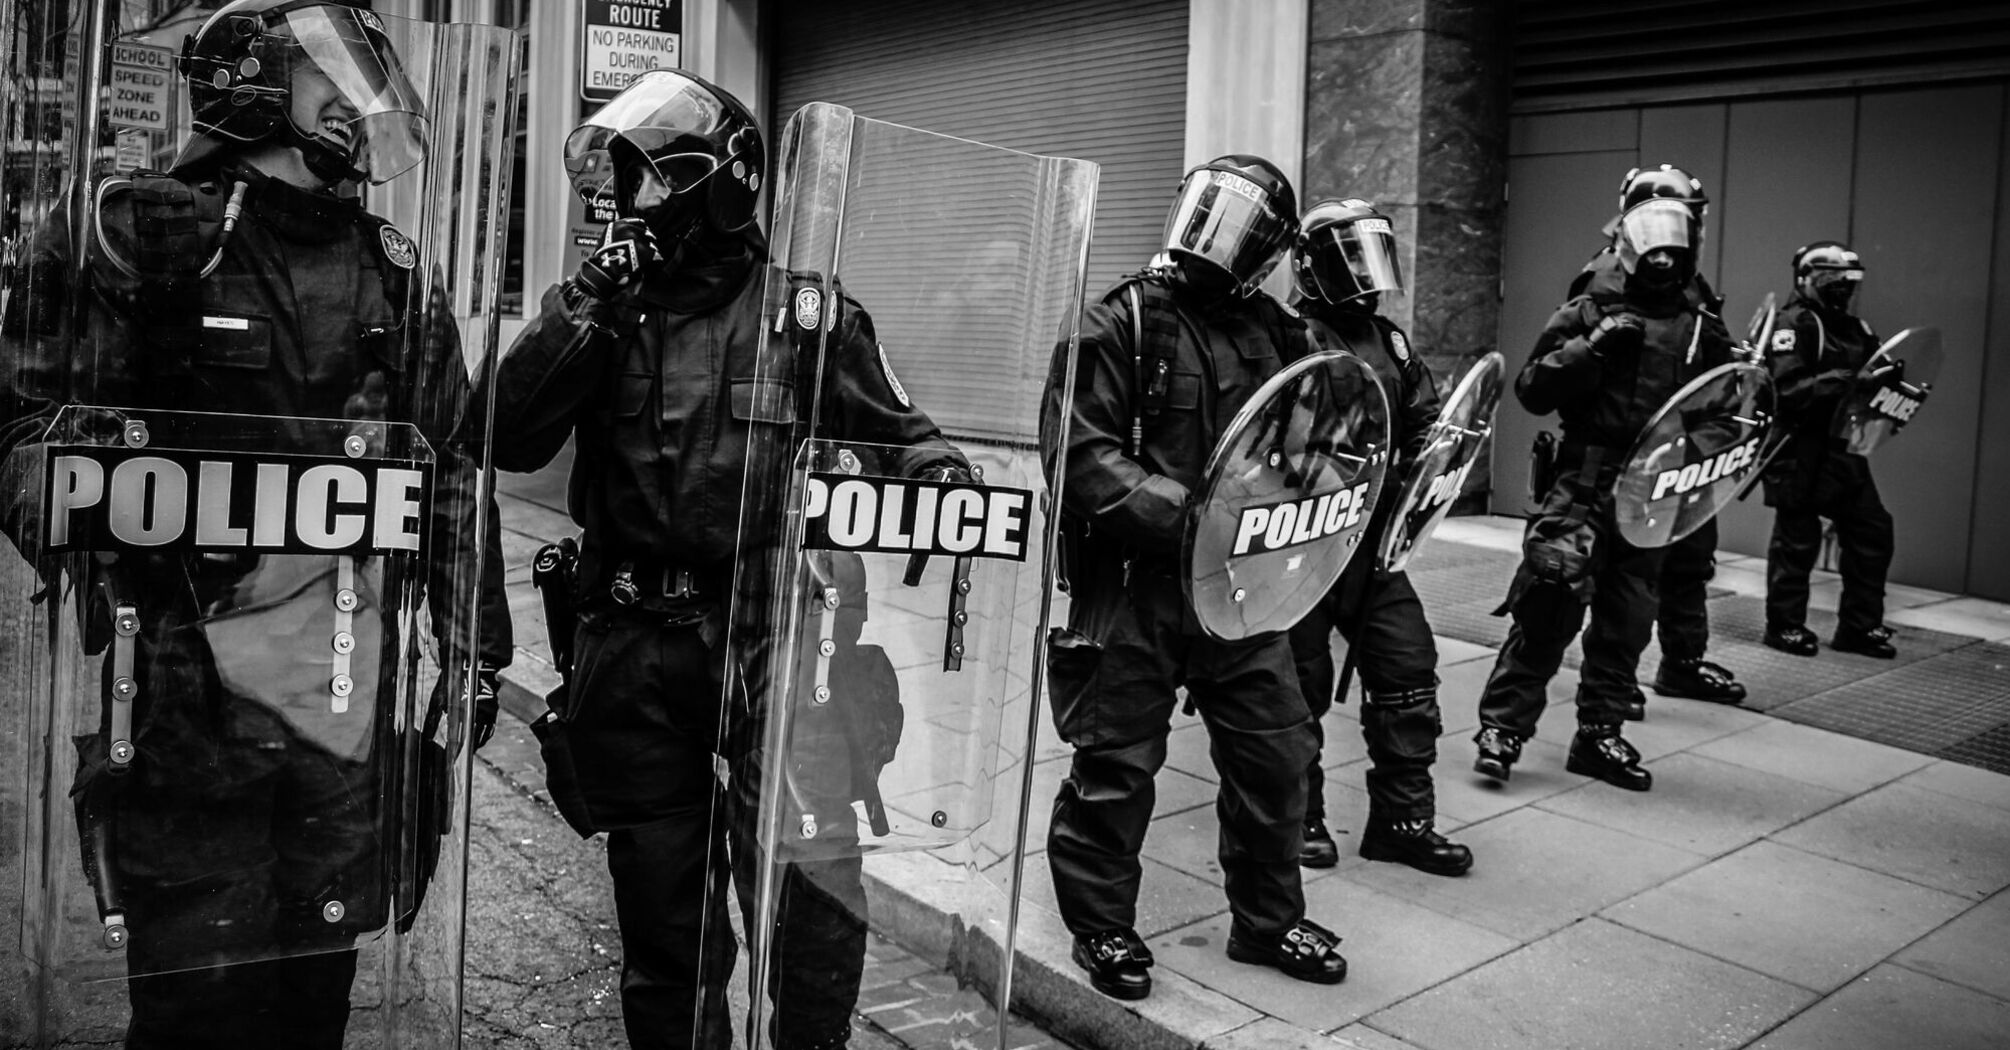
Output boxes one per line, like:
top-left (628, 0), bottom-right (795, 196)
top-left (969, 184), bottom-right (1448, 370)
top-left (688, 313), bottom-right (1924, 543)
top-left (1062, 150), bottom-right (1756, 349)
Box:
top-left (285, 120), bottom-right (364, 185)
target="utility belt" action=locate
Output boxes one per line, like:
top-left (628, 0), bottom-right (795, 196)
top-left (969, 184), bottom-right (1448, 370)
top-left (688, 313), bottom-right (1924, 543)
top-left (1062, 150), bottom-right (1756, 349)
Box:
top-left (592, 559), bottom-right (723, 613)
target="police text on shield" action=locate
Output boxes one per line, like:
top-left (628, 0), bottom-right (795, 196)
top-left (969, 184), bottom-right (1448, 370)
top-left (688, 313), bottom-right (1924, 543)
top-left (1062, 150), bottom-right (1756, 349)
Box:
top-left (801, 472), bottom-right (1031, 561)
top-left (1231, 482), bottom-right (1371, 557)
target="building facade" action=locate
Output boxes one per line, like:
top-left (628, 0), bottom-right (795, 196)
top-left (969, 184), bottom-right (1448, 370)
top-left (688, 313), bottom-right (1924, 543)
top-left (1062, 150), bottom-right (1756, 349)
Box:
top-left (15, 0), bottom-right (2006, 597)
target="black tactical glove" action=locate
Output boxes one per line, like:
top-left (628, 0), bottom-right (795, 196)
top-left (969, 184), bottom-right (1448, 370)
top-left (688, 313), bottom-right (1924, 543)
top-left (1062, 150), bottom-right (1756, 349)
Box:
top-left (472, 663), bottom-right (502, 751)
top-left (1587, 312), bottom-right (1646, 357)
top-left (570, 218), bottom-right (660, 302)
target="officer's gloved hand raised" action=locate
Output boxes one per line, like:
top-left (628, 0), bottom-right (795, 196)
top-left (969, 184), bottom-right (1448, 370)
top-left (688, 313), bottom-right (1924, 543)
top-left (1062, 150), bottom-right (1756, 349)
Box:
top-left (1587, 312), bottom-right (1646, 357)
top-left (572, 218), bottom-right (661, 301)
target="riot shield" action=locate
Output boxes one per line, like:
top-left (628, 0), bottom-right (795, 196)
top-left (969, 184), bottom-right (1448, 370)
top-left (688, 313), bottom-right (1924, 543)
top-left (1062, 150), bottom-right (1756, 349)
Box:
top-left (1832, 327), bottom-right (1941, 456)
top-left (1612, 362), bottom-right (1776, 548)
top-left (718, 104), bottom-right (1097, 1050)
top-left (1375, 351), bottom-right (1504, 573)
top-left (1184, 351), bottom-right (1393, 640)
top-left (1, 7), bottom-right (519, 1046)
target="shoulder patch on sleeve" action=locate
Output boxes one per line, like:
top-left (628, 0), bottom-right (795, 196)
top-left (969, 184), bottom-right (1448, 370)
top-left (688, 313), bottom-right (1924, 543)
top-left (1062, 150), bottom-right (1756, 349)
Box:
top-left (794, 286), bottom-right (822, 330)
top-left (1387, 329), bottom-right (1411, 363)
top-left (878, 343), bottom-right (911, 407)
top-left (1770, 328), bottom-right (1796, 354)
top-left (378, 224), bottom-right (417, 270)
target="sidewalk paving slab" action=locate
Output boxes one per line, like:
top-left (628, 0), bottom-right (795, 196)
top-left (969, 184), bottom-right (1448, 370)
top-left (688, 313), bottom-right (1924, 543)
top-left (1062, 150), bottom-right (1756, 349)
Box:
top-left (1769, 782), bottom-right (2010, 900)
top-left (1365, 918), bottom-right (1816, 1050)
top-left (1599, 839), bottom-right (1973, 993)
top-left (1746, 963), bottom-right (2010, 1050)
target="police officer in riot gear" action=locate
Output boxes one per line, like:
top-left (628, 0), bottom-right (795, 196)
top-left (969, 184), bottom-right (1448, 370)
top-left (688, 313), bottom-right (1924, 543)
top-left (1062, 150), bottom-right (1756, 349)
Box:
top-left (1283, 199), bottom-right (1471, 876)
top-left (1044, 155), bottom-right (1348, 1001)
top-left (487, 70), bottom-right (966, 1050)
top-left (1472, 165), bottom-right (1738, 792)
top-left (1555, 252), bottom-right (1748, 718)
top-left (1762, 241), bottom-right (1897, 658)
top-left (0, 2), bottom-right (510, 1044)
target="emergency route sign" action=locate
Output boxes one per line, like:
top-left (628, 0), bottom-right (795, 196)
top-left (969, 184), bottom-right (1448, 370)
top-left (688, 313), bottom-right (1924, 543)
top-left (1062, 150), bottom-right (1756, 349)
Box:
top-left (580, 0), bottom-right (683, 101)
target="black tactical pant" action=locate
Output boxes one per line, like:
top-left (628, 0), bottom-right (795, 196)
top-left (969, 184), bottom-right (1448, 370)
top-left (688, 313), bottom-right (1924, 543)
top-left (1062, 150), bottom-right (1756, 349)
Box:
top-left (1287, 555), bottom-right (1442, 826)
top-left (1478, 526), bottom-right (1665, 739)
top-left (569, 610), bottom-right (864, 1050)
top-left (1656, 517), bottom-right (1718, 664)
top-left (1766, 453), bottom-right (1893, 636)
top-left (1046, 572), bottom-right (1315, 941)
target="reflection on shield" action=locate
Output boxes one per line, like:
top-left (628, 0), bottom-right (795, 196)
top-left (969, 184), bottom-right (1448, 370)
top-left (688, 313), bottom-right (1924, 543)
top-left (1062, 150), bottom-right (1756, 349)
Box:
top-left (1375, 351), bottom-right (1505, 573)
top-left (3, 11), bottom-right (518, 1045)
top-left (1184, 351), bottom-right (1392, 640)
top-left (1833, 327), bottom-right (1941, 456)
top-left (1613, 362), bottom-right (1776, 548)
top-left (721, 103), bottom-right (1097, 1050)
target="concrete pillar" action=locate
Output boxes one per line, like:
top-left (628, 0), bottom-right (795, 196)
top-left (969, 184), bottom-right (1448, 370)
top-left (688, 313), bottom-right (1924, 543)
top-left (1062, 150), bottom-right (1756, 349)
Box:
top-left (1301, 0), bottom-right (1510, 506)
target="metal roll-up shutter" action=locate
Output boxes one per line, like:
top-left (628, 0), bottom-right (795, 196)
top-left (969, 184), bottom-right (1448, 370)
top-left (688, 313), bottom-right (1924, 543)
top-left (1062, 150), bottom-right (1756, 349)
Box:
top-left (1512, 0), bottom-right (2010, 113)
top-left (773, 0), bottom-right (1188, 295)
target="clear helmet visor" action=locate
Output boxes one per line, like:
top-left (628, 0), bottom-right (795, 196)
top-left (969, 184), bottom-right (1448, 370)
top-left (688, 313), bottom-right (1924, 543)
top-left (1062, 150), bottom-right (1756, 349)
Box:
top-left (1163, 169), bottom-right (1292, 294)
top-left (1300, 218), bottom-right (1402, 304)
top-left (562, 71), bottom-right (754, 211)
top-left (280, 6), bottom-right (429, 183)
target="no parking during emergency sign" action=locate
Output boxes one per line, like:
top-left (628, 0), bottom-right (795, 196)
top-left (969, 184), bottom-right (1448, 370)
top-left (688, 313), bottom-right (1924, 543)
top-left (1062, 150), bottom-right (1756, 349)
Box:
top-left (580, 0), bottom-right (683, 101)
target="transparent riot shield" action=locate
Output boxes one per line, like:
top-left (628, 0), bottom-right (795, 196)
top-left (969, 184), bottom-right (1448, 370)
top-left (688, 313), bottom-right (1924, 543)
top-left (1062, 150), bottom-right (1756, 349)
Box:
top-left (1375, 351), bottom-right (1504, 573)
top-left (718, 104), bottom-right (1096, 1050)
top-left (1612, 362), bottom-right (1776, 548)
top-left (1, 7), bottom-right (518, 1046)
top-left (1832, 327), bottom-right (1941, 456)
top-left (1184, 351), bottom-right (1392, 640)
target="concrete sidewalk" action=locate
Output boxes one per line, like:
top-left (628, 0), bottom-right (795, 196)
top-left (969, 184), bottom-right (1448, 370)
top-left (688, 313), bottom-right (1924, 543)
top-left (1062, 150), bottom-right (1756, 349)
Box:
top-left (490, 460), bottom-right (2010, 1050)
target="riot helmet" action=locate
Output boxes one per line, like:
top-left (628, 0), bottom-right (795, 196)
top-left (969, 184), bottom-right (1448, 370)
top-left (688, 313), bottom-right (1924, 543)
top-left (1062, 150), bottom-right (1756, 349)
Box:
top-left (1792, 240), bottom-right (1864, 312)
top-left (1292, 197), bottom-right (1403, 309)
top-left (177, 0), bottom-right (428, 184)
top-left (1162, 155), bottom-right (1298, 298)
top-left (1613, 164), bottom-right (1707, 286)
top-left (564, 70), bottom-right (765, 248)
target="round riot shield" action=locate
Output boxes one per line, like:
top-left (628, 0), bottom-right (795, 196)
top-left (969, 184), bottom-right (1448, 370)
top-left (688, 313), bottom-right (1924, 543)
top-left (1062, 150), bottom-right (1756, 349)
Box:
top-left (1613, 362), bottom-right (1776, 548)
top-left (1832, 327), bottom-right (1941, 456)
top-left (1184, 350), bottom-right (1392, 640)
top-left (720, 104), bottom-right (1097, 1050)
top-left (1, 9), bottom-right (519, 1045)
top-left (1375, 351), bottom-right (1505, 573)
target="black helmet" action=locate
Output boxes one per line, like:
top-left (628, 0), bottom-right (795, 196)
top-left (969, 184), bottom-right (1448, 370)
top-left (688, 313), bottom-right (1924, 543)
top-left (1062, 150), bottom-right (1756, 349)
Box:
top-left (1292, 197), bottom-right (1403, 307)
top-left (176, 0), bottom-right (428, 184)
top-left (1792, 240), bottom-right (1864, 311)
top-left (1613, 163), bottom-right (1706, 282)
top-left (1162, 154), bottom-right (1298, 297)
top-left (564, 70), bottom-right (765, 246)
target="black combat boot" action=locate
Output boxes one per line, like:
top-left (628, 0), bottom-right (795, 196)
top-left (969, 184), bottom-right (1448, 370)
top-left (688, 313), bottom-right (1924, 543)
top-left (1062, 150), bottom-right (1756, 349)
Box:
top-left (1830, 624), bottom-right (1897, 659)
top-left (1300, 818), bottom-right (1339, 869)
top-left (1473, 727), bottom-right (1522, 782)
top-left (1359, 818), bottom-right (1473, 876)
top-left (1566, 724), bottom-right (1652, 791)
top-left (1226, 918), bottom-right (1348, 984)
top-left (1071, 928), bottom-right (1153, 1000)
top-left (1653, 657), bottom-right (1747, 704)
top-left (1763, 623), bottom-right (1819, 656)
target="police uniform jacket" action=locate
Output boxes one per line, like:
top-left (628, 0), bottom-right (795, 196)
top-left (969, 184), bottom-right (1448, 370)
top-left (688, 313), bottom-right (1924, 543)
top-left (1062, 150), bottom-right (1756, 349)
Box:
top-left (489, 234), bottom-right (963, 597)
top-left (1766, 292), bottom-right (1880, 467)
top-left (1046, 274), bottom-right (1314, 564)
top-left (0, 163), bottom-right (510, 673)
top-left (1300, 305), bottom-right (1440, 467)
top-left (1519, 253), bottom-right (1737, 466)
